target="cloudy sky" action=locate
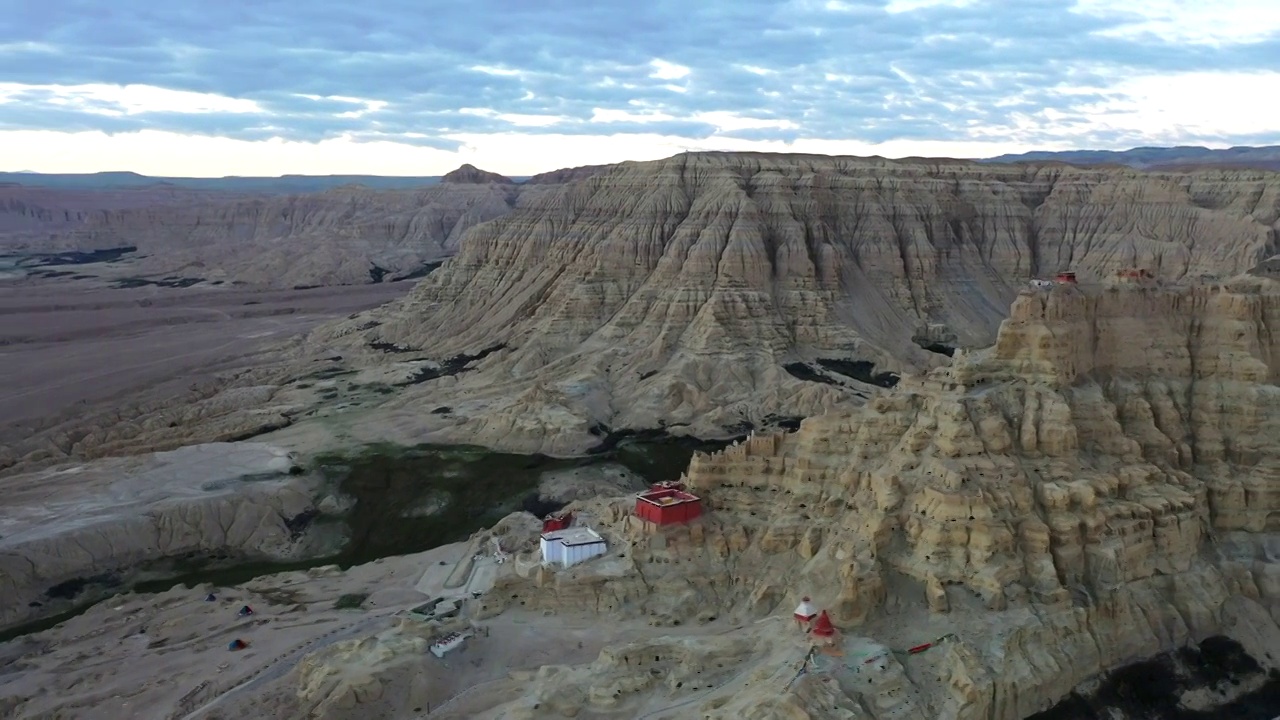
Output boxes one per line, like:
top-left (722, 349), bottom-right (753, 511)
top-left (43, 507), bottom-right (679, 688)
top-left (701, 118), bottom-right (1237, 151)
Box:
top-left (2, 0), bottom-right (1277, 176)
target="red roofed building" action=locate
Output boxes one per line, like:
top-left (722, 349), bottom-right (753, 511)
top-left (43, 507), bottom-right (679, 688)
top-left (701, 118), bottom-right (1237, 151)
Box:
top-left (634, 483), bottom-right (703, 525)
top-left (542, 511), bottom-right (573, 533)
top-left (809, 610), bottom-right (839, 646)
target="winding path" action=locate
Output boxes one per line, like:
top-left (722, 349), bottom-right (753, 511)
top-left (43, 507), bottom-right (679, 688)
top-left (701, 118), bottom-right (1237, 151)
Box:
top-left (176, 555), bottom-right (498, 719)
top-left (176, 615), bottom-right (387, 720)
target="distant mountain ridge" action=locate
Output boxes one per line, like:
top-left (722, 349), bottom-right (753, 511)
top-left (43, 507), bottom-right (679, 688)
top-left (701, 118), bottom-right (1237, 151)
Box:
top-left (0, 163), bottom-right (580, 288)
top-left (0, 170), bottom-right (552, 193)
top-left (0, 171), bottom-right (452, 193)
top-left (8, 145), bottom-right (1279, 192)
top-left (982, 144), bottom-right (1280, 171)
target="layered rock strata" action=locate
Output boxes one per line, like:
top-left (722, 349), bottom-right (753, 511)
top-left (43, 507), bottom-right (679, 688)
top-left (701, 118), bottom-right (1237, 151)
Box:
top-left (469, 281), bottom-right (1280, 718)
top-left (0, 442), bottom-right (318, 630)
top-left (8, 153), bottom-right (1280, 467)
top-left (47, 183), bottom-right (520, 288)
top-left (3, 165), bottom-right (563, 288)
top-left (302, 152), bottom-right (1280, 455)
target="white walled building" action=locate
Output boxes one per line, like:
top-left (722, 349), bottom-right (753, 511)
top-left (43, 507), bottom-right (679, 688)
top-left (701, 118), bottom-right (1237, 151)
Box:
top-left (539, 526), bottom-right (607, 568)
top-left (430, 630), bottom-right (470, 658)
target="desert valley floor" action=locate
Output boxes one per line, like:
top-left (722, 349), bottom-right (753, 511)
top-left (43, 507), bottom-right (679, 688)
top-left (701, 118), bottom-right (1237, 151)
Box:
top-left (0, 276), bottom-right (409, 428)
top-left (2, 151), bottom-right (1279, 720)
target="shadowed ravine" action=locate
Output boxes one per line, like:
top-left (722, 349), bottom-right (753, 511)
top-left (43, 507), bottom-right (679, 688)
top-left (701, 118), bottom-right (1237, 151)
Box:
top-left (1026, 636), bottom-right (1280, 720)
top-left (0, 436), bottom-right (733, 644)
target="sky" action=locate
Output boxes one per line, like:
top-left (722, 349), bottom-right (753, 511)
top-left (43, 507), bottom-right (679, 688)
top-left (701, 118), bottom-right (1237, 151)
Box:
top-left (1, 0), bottom-right (1278, 177)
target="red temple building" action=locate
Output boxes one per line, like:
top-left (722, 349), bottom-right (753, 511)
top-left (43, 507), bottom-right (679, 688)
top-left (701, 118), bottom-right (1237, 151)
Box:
top-left (634, 482), bottom-right (703, 525)
top-left (542, 511), bottom-right (573, 533)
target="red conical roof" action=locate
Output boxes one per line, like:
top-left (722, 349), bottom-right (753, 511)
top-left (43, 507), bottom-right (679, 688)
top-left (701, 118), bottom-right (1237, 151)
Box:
top-left (810, 610), bottom-right (836, 637)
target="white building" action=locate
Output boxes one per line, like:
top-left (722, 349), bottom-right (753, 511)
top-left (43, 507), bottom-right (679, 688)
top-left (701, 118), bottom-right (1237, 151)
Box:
top-left (430, 631), bottom-right (470, 658)
top-left (539, 526), bottom-right (607, 568)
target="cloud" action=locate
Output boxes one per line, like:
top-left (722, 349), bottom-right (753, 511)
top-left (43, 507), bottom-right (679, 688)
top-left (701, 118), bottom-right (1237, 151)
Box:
top-left (1071, 0), bottom-right (1280, 45)
top-left (0, 0), bottom-right (1277, 174)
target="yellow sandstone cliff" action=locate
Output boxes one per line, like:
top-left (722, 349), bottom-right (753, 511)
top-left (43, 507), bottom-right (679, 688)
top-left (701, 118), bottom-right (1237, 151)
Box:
top-left (306, 151), bottom-right (1280, 456)
top-left (472, 280), bottom-right (1280, 718)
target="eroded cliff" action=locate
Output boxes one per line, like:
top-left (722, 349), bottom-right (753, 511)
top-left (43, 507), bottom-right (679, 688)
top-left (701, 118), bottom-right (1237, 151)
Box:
top-left (2, 165), bottom-right (564, 288)
top-left (0, 443), bottom-right (319, 630)
top-left (302, 152), bottom-right (1280, 455)
top-left (52, 183), bottom-right (519, 287)
top-left (461, 280), bottom-right (1280, 719)
top-left (6, 152), bottom-right (1280, 469)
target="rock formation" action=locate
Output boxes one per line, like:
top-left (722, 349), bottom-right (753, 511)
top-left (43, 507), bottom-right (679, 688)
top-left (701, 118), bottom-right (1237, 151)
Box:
top-left (986, 144), bottom-right (1280, 172)
top-left (6, 152), bottom-right (1280, 469)
top-left (0, 184), bottom-right (236, 239)
top-left (441, 164), bottom-right (514, 185)
top-left (43, 183), bottom-right (518, 288)
top-left (463, 280), bottom-right (1280, 718)
top-left (299, 152), bottom-right (1280, 455)
top-left (2, 165), bottom-right (564, 288)
top-left (0, 443), bottom-right (321, 630)
top-left (523, 163), bottom-right (615, 185)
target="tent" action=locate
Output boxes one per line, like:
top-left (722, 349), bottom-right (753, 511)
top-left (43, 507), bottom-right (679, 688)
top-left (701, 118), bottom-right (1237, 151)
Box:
top-left (238, 605), bottom-right (254, 617)
top-left (228, 639), bottom-right (248, 651)
top-left (205, 593), bottom-right (217, 602)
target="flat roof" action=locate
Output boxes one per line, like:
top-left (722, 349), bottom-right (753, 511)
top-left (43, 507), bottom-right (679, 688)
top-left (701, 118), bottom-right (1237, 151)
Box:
top-left (541, 527), bottom-right (605, 546)
top-left (637, 488), bottom-right (700, 506)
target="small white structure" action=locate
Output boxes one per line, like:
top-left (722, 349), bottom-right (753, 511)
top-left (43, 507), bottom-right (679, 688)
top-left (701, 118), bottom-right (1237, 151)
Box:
top-left (1029, 279), bottom-right (1054, 291)
top-left (794, 597), bottom-right (817, 620)
top-left (793, 596), bottom-right (818, 630)
top-left (430, 630), bottom-right (471, 658)
top-left (540, 526), bottom-right (607, 568)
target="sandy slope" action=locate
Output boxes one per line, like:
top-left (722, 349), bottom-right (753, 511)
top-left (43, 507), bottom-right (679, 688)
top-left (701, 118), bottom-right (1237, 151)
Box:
top-left (0, 538), bottom-right (755, 720)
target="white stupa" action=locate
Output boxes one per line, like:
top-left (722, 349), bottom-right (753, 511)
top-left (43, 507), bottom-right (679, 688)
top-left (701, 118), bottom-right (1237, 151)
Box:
top-left (793, 596), bottom-right (818, 624)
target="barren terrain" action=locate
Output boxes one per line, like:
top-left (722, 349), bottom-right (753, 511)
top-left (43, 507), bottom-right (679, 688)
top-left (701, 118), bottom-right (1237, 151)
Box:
top-left (0, 274), bottom-right (408, 443)
top-left (1, 152), bottom-right (1279, 720)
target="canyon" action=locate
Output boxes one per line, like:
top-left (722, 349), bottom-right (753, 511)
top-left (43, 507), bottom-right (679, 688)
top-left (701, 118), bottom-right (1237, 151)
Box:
top-left (1, 168), bottom-right (531, 288)
top-left (1, 151), bottom-right (1279, 719)
top-left (11, 150), bottom-right (1273, 469)
top-left (4, 277), bottom-right (1276, 720)
top-left (429, 279), bottom-right (1280, 718)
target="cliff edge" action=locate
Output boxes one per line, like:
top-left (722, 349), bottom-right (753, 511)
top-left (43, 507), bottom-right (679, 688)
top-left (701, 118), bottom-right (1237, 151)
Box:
top-left (302, 152), bottom-right (1280, 455)
top-left (463, 280), bottom-right (1280, 718)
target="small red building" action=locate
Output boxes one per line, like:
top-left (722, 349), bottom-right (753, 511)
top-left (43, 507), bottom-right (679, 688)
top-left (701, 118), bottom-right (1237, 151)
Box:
top-left (1055, 271), bottom-right (1078, 284)
top-left (635, 484), bottom-right (703, 525)
top-left (809, 610), bottom-right (839, 646)
top-left (542, 511), bottom-right (573, 533)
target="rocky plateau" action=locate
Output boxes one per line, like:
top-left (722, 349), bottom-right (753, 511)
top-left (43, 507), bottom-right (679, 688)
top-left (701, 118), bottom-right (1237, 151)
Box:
top-left (5, 274), bottom-right (1276, 720)
top-left (0, 166), bottom-right (577, 289)
top-left (0, 442), bottom-right (322, 630)
top-left (282, 152), bottom-right (1280, 455)
top-left (6, 152), bottom-right (1280, 472)
top-left (2, 151), bottom-right (1280, 720)
top-left (403, 278), bottom-right (1279, 719)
